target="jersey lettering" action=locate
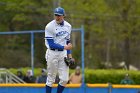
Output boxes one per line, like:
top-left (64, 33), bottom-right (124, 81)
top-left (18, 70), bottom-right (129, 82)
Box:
top-left (56, 31), bottom-right (68, 37)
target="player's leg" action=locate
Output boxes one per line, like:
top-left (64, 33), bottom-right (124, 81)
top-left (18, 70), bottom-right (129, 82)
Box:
top-left (57, 64), bottom-right (69, 93)
top-left (57, 52), bottom-right (69, 93)
top-left (57, 84), bottom-right (65, 93)
top-left (45, 50), bottom-right (58, 93)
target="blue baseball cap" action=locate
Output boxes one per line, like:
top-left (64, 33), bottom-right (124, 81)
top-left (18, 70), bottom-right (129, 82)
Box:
top-left (54, 7), bottom-right (65, 16)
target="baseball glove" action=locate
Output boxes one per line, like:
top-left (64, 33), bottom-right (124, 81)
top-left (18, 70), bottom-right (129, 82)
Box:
top-left (64, 57), bottom-right (76, 69)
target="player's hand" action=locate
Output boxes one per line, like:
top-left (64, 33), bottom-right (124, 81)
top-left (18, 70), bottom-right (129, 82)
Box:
top-left (64, 43), bottom-right (72, 50)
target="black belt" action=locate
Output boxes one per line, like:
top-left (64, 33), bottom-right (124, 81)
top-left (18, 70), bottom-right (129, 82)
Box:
top-left (50, 48), bottom-right (64, 51)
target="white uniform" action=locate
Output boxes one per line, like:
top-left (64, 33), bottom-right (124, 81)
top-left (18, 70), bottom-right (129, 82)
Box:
top-left (45, 20), bottom-right (71, 87)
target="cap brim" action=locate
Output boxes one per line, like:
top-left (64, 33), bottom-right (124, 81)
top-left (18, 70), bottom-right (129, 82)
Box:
top-left (54, 13), bottom-right (63, 16)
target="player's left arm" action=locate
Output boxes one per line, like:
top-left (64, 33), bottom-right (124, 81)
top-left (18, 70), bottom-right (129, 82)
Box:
top-left (67, 25), bottom-right (73, 58)
top-left (66, 39), bottom-right (72, 58)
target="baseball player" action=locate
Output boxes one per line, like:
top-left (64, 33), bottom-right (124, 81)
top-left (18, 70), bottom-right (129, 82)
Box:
top-left (45, 7), bottom-right (73, 93)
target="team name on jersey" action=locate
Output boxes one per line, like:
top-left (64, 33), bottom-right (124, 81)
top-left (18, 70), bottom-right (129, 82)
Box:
top-left (56, 31), bottom-right (68, 37)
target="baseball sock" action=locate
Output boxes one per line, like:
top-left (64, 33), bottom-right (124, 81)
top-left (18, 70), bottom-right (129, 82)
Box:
top-left (46, 85), bottom-right (52, 93)
top-left (57, 84), bottom-right (65, 93)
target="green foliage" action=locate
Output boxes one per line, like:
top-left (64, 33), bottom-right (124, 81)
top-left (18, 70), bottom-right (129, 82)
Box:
top-left (85, 69), bottom-right (140, 84)
top-left (0, 0), bottom-right (53, 31)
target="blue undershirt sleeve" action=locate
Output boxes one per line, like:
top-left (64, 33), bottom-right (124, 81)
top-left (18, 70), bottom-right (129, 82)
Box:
top-left (66, 39), bottom-right (72, 54)
top-left (47, 39), bottom-right (64, 50)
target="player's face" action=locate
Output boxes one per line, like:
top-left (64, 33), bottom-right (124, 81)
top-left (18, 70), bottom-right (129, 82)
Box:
top-left (54, 14), bottom-right (64, 24)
